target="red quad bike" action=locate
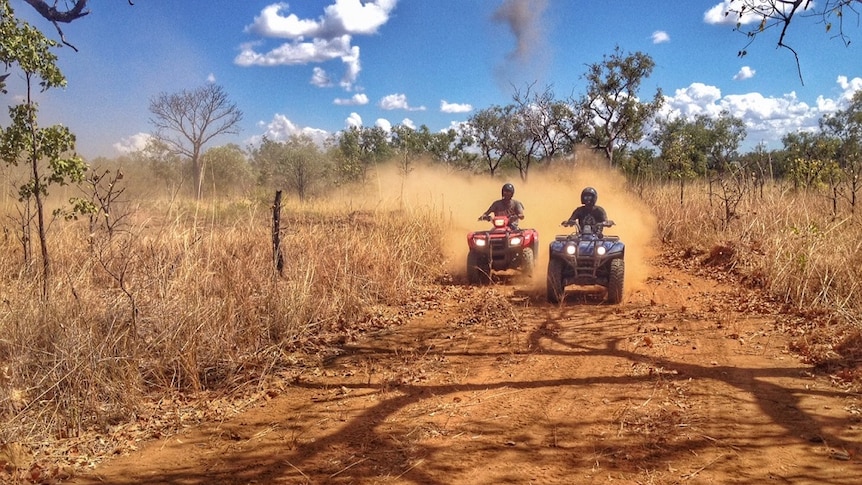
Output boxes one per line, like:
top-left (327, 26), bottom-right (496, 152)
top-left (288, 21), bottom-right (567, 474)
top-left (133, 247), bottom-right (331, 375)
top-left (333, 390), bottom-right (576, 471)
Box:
top-left (466, 215), bottom-right (539, 284)
top-left (546, 219), bottom-right (625, 304)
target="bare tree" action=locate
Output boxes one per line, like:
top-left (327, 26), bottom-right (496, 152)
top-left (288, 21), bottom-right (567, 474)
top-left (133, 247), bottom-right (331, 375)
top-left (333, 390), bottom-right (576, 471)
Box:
top-left (149, 84), bottom-right (243, 200)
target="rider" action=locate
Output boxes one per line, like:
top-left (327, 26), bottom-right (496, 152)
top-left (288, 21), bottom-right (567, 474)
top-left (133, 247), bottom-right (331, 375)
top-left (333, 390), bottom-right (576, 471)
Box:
top-left (565, 186), bottom-right (608, 230)
top-left (480, 183), bottom-right (525, 228)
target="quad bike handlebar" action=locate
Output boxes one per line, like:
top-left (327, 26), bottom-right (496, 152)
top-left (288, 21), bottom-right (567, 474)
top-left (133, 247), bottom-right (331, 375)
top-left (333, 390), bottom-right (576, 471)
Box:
top-left (561, 219), bottom-right (615, 228)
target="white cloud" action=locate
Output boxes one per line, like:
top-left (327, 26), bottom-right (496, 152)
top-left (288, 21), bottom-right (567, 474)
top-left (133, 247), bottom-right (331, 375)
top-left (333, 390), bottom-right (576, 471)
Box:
top-left (240, 1), bottom-right (397, 91)
top-left (401, 118), bottom-right (416, 129)
top-left (345, 112), bottom-right (363, 128)
top-left (379, 93), bottom-right (426, 111)
top-left (656, 79), bottom-right (862, 149)
top-left (651, 30), bottom-right (670, 44)
top-left (206, 73), bottom-right (216, 83)
top-left (334, 93), bottom-right (369, 105)
top-left (246, 0), bottom-right (397, 38)
top-left (249, 113), bottom-right (329, 146)
top-left (733, 66), bottom-right (756, 80)
top-left (440, 100), bottom-right (473, 113)
top-left (113, 133), bottom-right (152, 154)
top-left (311, 67), bottom-right (332, 87)
top-left (375, 118), bottom-right (391, 131)
top-left (704, 0), bottom-right (813, 26)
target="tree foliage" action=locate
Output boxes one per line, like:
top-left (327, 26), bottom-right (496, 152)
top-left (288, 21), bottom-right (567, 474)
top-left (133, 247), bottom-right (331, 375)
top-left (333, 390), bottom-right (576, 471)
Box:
top-left (575, 46), bottom-right (663, 166)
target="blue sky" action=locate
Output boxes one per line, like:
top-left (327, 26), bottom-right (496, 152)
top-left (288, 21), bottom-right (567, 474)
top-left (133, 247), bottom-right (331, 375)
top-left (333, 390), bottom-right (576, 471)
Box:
top-left (3, 0), bottom-right (861, 160)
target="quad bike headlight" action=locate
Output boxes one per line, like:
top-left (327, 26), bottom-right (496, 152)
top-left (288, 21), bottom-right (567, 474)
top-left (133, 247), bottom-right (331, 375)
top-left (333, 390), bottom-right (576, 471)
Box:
top-left (509, 236), bottom-right (522, 246)
top-left (565, 244), bottom-right (576, 255)
top-left (596, 246), bottom-right (607, 256)
top-left (473, 237), bottom-right (487, 247)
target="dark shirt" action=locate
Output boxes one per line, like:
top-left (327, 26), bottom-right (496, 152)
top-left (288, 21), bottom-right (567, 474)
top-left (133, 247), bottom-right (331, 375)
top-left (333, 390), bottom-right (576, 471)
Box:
top-left (568, 205), bottom-right (607, 229)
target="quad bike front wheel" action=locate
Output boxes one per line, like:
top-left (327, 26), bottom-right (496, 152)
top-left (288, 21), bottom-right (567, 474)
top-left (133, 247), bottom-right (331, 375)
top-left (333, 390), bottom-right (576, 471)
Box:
top-left (606, 258), bottom-right (625, 304)
top-left (546, 257), bottom-right (565, 303)
top-left (467, 251), bottom-right (490, 285)
top-left (521, 247), bottom-right (535, 277)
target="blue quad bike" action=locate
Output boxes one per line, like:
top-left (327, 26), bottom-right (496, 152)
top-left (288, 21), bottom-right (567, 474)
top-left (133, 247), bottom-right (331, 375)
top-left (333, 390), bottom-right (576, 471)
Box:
top-left (546, 219), bottom-right (625, 304)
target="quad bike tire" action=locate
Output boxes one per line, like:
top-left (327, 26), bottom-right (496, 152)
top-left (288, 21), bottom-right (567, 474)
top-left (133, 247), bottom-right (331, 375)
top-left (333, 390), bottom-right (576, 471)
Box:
top-left (467, 251), bottom-right (490, 285)
top-left (546, 257), bottom-right (565, 303)
top-left (521, 247), bottom-right (535, 277)
top-left (606, 258), bottom-right (625, 304)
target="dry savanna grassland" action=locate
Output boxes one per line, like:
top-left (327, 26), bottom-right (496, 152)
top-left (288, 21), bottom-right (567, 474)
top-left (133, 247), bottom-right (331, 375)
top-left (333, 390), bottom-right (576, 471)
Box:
top-left (0, 159), bottom-right (860, 483)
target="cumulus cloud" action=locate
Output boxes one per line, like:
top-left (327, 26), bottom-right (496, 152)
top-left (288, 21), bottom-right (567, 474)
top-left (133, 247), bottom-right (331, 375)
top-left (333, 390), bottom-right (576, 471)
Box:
top-left (659, 77), bottom-right (862, 149)
top-left (401, 118), bottom-right (416, 130)
top-left (704, 0), bottom-right (813, 26)
top-left (346, 112), bottom-right (363, 128)
top-left (206, 73), bottom-right (216, 83)
top-left (238, 0), bottom-right (397, 90)
top-left (440, 100), bottom-right (473, 113)
top-left (375, 118), bottom-right (392, 131)
top-left (651, 31), bottom-right (670, 44)
top-left (379, 93), bottom-right (426, 111)
top-left (113, 133), bottom-right (152, 154)
top-left (733, 66), bottom-right (756, 80)
top-left (248, 113), bottom-right (329, 147)
top-left (334, 93), bottom-right (369, 105)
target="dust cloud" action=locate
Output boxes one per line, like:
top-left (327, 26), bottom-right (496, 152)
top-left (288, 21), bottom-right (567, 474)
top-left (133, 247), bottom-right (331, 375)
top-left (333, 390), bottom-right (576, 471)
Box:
top-left (358, 155), bottom-right (657, 294)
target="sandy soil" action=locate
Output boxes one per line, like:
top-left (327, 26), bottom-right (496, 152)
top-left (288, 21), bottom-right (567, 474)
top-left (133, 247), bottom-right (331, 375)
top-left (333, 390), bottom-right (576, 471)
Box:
top-left (61, 253), bottom-right (862, 485)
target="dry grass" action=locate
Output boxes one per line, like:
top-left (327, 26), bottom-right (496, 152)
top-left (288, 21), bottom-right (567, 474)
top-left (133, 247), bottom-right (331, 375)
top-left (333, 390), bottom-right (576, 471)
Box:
top-left (645, 179), bottom-right (862, 379)
top-left (0, 190), bottom-right (448, 478)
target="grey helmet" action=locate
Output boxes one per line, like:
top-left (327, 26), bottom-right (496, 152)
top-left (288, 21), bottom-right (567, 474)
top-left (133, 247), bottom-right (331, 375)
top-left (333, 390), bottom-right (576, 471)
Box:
top-left (581, 187), bottom-right (597, 206)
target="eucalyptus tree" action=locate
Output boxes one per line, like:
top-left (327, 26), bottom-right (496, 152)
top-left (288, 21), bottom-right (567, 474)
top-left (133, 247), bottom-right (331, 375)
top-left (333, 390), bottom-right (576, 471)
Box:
top-left (148, 84), bottom-right (243, 200)
top-left (575, 46), bottom-right (664, 167)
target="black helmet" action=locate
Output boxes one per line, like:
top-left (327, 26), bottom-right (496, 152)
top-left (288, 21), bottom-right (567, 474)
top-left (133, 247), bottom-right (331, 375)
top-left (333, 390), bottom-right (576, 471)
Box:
top-left (502, 183), bottom-right (515, 198)
top-left (581, 187), bottom-right (597, 206)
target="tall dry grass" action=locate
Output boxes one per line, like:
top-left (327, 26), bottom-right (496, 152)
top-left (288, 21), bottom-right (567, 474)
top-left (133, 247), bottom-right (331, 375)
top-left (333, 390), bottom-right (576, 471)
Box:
top-left (0, 189), bottom-right (448, 466)
top-left (645, 179), bottom-right (862, 315)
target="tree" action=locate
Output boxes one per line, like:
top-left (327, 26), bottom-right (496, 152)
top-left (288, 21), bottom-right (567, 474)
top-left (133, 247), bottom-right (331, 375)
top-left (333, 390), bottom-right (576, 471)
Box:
top-left (201, 144), bottom-right (255, 198)
top-left (820, 90), bottom-right (862, 213)
top-left (0, 0), bottom-right (88, 299)
top-left (252, 136), bottom-right (328, 202)
top-left (331, 125), bottom-right (391, 183)
top-left (575, 46), bottom-right (663, 167)
top-left (466, 106), bottom-right (507, 177)
top-left (726, 0), bottom-right (861, 83)
top-left (149, 84), bottom-right (243, 200)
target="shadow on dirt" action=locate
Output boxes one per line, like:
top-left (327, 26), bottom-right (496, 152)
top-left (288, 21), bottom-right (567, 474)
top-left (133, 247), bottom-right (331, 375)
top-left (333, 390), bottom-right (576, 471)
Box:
top-left (72, 280), bottom-right (859, 485)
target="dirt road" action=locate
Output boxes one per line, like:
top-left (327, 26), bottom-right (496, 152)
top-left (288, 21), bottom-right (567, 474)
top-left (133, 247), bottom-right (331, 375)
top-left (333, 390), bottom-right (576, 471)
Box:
top-left (67, 257), bottom-right (861, 484)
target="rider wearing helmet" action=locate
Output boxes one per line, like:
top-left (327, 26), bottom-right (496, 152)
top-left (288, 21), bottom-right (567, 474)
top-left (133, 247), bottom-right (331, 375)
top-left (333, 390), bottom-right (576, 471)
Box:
top-left (565, 186), bottom-right (608, 230)
top-left (480, 183), bottom-right (525, 228)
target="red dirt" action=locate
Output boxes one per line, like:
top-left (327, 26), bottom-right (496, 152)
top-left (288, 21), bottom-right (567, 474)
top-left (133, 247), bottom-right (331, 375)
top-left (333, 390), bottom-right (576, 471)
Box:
top-left (62, 255), bottom-right (861, 484)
